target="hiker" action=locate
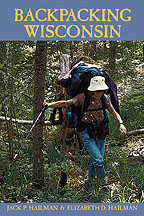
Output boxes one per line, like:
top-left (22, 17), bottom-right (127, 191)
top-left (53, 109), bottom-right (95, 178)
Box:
top-left (43, 76), bottom-right (127, 186)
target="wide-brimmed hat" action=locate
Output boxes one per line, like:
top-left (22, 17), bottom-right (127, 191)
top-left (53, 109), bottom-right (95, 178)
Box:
top-left (87, 76), bottom-right (108, 91)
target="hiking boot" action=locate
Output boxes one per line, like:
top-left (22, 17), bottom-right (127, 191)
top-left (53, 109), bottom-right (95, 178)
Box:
top-left (97, 176), bottom-right (109, 187)
top-left (100, 177), bottom-right (113, 192)
top-left (101, 177), bottom-right (109, 186)
top-left (83, 177), bottom-right (94, 192)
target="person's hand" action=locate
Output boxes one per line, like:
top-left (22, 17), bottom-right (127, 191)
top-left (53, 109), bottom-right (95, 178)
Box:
top-left (43, 100), bottom-right (48, 107)
top-left (120, 124), bottom-right (127, 136)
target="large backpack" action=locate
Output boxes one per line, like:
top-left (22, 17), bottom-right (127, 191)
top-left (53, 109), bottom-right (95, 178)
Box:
top-left (59, 61), bottom-right (120, 129)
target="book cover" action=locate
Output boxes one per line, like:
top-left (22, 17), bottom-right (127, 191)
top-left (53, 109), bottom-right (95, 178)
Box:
top-left (0, 0), bottom-right (144, 216)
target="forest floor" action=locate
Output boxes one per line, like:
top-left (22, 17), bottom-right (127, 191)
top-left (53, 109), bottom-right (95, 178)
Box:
top-left (1, 125), bottom-right (143, 203)
top-left (41, 130), bottom-right (144, 203)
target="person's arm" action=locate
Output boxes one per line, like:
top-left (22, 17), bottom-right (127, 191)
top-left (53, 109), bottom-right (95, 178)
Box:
top-left (112, 111), bottom-right (127, 136)
top-left (43, 99), bottom-right (73, 108)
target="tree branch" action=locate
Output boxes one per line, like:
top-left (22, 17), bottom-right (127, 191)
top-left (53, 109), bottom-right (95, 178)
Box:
top-left (0, 116), bottom-right (52, 126)
top-left (127, 128), bottom-right (144, 136)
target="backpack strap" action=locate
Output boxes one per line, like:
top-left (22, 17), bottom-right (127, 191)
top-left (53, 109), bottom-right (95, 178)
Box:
top-left (82, 94), bottom-right (108, 121)
top-left (76, 94), bottom-right (109, 132)
top-left (83, 93), bottom-right (91, 114)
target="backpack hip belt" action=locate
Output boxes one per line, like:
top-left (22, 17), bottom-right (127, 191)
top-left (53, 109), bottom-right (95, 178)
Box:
top-left (85, 118), bottom-right (109, 140)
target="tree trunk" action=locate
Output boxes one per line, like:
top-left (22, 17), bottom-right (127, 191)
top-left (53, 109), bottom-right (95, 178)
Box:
top-left (103, 41), bottom-right (107, 50)
top-left (109, 41), bottom-right (117, 75)
top-left (0, 42), bottom-right (14, 159)
top-left (90, 41), bottom-right (98, 61)
top-left (33, 41), bottom-right (47, 188)
top-left (8, 42), bottom-right (16, 159)
top-left (0, 42), bottom-right (6, 103)
top-left (143, 41), bottom-right (144, 62)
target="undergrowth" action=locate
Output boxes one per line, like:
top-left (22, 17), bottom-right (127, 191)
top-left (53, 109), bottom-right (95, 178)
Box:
top-left (0, 74), bottom-right (144, 203)
top-left (0, 131), bottom-right (144, 203)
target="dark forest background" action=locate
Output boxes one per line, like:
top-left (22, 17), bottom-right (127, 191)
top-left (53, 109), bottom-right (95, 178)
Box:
top-left (0, 41), bottom-right (144, 203)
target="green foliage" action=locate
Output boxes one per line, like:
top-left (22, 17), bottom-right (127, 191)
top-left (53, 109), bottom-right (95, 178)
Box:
top-left (0, 41), bottom-right (144, 203)
top-left (120, 78), bottom-right (144, 131)
top-left (109, 74), bottom-right (144, 140)
top-left (1, 133), bottom-right (143, 203)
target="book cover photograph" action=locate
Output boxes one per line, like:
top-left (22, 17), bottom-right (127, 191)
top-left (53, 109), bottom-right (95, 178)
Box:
top-left (0, 0), bottom-right (143, 216)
